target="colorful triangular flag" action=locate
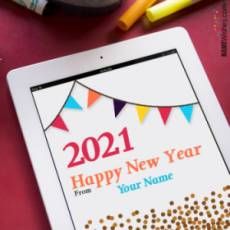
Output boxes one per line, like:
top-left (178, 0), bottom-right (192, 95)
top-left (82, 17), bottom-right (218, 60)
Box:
top-left (64, 96), bottom-right (82, 110)
top-left (87, 90), bottom-right (101, 108)
top-left (113, 99), bottom-right (126, 117)
top-left (180, 105), bottom-right (193, 123)
top-left (51, 115), bottom-right (69, 132)
top-left (136, 105), bottom-right (150, 123)
top-left (158, 107), bottom-right (172, 125)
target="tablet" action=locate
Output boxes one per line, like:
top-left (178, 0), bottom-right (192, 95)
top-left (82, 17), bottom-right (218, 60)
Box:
top-left (7, 27), bottom-right (230, 230)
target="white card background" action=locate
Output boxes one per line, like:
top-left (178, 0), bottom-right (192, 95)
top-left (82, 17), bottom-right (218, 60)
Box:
top-left (32, 52), bottom-right (229, 229)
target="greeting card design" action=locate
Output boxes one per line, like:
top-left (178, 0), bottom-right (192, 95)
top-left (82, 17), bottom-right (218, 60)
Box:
top-left (31, 50), bottom-right (230, 229)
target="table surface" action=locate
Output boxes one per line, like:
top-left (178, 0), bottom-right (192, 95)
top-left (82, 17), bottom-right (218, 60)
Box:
top-left (0, 0), bottom-right (229, 229)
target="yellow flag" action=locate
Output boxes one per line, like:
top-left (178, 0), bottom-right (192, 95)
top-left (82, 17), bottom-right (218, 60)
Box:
top-left (135, 105), bottom-right (150, 123)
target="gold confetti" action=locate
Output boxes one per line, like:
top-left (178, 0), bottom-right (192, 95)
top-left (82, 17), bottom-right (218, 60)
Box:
top-left (85, 185), bottom-right (230, 229)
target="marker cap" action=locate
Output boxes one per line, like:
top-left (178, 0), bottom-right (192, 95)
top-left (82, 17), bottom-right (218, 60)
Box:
top-left (146, 0), bottom-right (193, 23)
top-left (118, 0), bottom-right (157, 31)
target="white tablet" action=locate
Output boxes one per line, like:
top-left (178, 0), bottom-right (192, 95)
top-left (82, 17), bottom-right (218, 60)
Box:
top-left (7, 27), bottom-right (230, 230)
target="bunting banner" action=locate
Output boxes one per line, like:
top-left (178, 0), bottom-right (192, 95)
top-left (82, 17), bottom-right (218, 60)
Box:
top-left (51, 115), bottom-right (69, 132)
top-left (50, 88), bottom-right (195, 131)
top-left (180, 104), bottom-right (193, 123)
top-left (136, 105), bottom-right (151, 123)
top-left (87, 90), bottom-right (101, 108)
top-left (64, 96), bottom-right (82, 110)
top-left (113, 99), bottom-right (127, 117)
top-left (158, 107), bottom-right (172, 125)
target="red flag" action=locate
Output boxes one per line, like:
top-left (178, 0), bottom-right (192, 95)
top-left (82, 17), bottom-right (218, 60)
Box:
top-left (158, 107), bottom-right (172, 124)
top-left (51, 115), bottom-right (69, 132)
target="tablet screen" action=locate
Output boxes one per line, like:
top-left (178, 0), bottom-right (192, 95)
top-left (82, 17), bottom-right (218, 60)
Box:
top-left (31, 49), bottom-right (229, 229)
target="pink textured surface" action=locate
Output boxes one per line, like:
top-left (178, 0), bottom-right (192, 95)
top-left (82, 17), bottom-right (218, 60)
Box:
top-left (0, 0), bottom-right (229, 229)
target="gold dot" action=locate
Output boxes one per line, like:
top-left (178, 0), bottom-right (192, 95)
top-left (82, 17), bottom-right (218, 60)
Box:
top-left (224, 209), bottom-right (229, 213)
top-left (223, 185), bottom-right (230, 191)
top-left (163, 219), bottom-right (167, 223)
top-left (191, 193), bottom-right (195, 198)
top-left (119, 223), bottom-right (124, 228)
top-left (99, 219), bottom-right (104, 224)
top-left (184, 197), bottom-right (189, 201)
top-left (126, 218), bottom-right (131, 223)
top-left (132, 210), bottom-right (139, 216)
top-left (118, 214), bottom-right (123, 218)
top-left (185, 210), bottom-right (191, 216)
top-left (170, 201), bottom-right (174, 206)
top-left (173, 209), bottom-right (177, 213)
top-left (218, 194), bottom-right (223, 198)
top-left (214, 210), bottom-right (219, 215)
top-left (143, 220), bottom-right (148, 225)
top-left (211, 218), bottom-right (215, 224)
top-left (107, 215), bottom-right (114, 221)
top-left (193, 201), bottom-right (198, 205)
top-left (179, 210), bottom-right (184, 215)
top-left (136, 218), bottom-right (141, 223)
top-left (211, 191), bottom-right (216, 196)
top-left (167, 210), bottom-right (172, 216)
top-left (161, 212), bottom-right (166, 217)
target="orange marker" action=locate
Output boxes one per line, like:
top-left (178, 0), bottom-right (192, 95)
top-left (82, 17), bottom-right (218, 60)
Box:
top-left (118, 0), bottom-right (157, 31)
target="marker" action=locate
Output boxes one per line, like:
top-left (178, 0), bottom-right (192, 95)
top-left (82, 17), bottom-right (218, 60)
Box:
top-left (146, 0), bottom-right (201, 23)
top-left (13, 0), bottom-right (48, 14)
top-left (118, 0), bottom-right (157, 31)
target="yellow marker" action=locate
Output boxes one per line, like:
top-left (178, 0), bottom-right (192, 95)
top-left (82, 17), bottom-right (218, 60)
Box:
top-left (118, 0), bottom-right (157, 31)
top-left (146, 0), bottom-right (201, 23)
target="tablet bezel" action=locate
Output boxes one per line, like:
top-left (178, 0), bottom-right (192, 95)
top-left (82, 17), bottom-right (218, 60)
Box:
top-left (7, 27), bottom-right (230, 230)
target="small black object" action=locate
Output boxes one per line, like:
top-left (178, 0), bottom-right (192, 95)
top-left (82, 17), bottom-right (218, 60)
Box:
top-left (50, 0), bottom-right (122, 14)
